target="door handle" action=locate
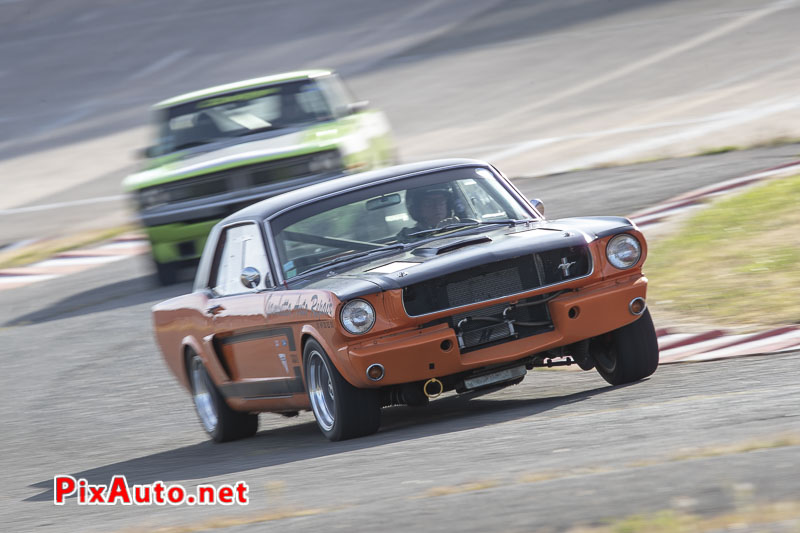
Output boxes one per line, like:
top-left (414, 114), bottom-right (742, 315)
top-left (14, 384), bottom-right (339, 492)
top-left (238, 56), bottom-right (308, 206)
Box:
top-left (205, 304), bottom-right (225, 316)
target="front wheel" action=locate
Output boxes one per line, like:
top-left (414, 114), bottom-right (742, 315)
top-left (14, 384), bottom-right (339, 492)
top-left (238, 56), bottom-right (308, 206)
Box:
top-left (188, 354), bottom-right (258, 442)
top-left (591, 309), bottom-right (659, 386)
top-left (154, 259), bottom-right (179, 286)
top-left (304, 339), bottom-right (380, 441)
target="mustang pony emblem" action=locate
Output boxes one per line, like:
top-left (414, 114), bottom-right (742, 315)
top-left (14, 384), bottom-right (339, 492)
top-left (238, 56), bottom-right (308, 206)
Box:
top-left (557, 257), bottom-right (576, 277)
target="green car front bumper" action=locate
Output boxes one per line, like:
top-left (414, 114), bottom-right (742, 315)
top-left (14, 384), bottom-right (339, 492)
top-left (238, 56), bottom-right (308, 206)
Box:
top-left (145, 219), bottom-right (219, 264)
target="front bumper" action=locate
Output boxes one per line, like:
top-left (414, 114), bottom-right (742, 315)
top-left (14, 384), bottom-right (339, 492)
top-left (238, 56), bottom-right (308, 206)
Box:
top-left (136, 169), bottom-right (343, 228)
top-left (344, 274), bottom-right (647, 388)
top-left (146, 220), bottom-right (219, 264)
top-left (137, 169), bottom-right (344, 264)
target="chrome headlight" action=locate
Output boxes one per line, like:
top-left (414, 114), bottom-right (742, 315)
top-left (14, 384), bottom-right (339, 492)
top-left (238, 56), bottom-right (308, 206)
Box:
top-left (606, 234), bottom-right (641, 269)
top-left (340, 299), bottom-right (375, 334)
top-left (309, 151), bottom-right (342, 173)
top-left (139, 187), bottom-right (170, 209)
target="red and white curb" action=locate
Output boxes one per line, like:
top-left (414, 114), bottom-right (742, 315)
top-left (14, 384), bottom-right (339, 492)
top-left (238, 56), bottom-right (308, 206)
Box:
top-left (2, 162), bottom-right (800, 363)
top-left (629, 159), bottom-right (800, 228)
top-left (631, 158), bottom-right (800, 363)
top-left (0, 234), bottom-right (148, 291)
top-left (656, 326), bottom-right (800, 364)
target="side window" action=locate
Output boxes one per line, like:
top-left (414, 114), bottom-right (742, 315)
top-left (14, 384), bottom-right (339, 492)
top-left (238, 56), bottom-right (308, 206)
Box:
top-left (317, 75), bottom-right (354, 117)
top-left (456, 178), bottom-right (507, 220)
top-left (212, 224), bottom-right (272, 296)
top-left (295, 82), bottom-right (332, 119)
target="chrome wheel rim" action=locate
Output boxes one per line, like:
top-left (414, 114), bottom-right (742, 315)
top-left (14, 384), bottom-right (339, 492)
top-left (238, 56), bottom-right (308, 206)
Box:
top-left (191, 357), bottom-right (218, 433)
top-left (307, 350), bottom-right (335, 431)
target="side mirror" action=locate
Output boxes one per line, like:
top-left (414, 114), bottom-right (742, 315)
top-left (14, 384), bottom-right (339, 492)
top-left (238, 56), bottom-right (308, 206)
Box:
top-left (530, 198), bottom-right (545, 217)
top-left (140, 146), bottom-right (160, 158)
top-left (347, 100), bottom-right (370, 114)
top-left (240, 267), bottom-right (261, 289)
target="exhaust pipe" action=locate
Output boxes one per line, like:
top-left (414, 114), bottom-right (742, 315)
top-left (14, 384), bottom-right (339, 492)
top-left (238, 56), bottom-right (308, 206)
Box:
top-left (423, 378), bottom-right (443, 399)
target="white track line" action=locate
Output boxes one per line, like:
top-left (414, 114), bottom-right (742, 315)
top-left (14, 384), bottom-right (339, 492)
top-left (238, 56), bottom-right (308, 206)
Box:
top-left (542, 96), bottom-right (800, 174)
top-left (0, 274), bottom-right (57, 284)
top-left (0, 194), bottom-right (127, 215)
top-left (96, 240), bottom-right (149, 251)
top-left (129, 50), bottom-right (191, 81)
top-left (510, 0), bottom-right (798, 117)
top-left (34, 256), bottom-right (127, 268)
top-left (480, 111), bottom-right (746, 163)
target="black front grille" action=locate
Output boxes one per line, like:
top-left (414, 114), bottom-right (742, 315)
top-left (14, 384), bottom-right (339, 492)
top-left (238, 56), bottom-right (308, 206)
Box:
top-left (458, 321), bottom-right (515, 350)
top-left (145, 150), bottom-right (341, 205)
top-left (446, 266), bottom-right (523, 308)
top-left (167, 174), bottom-right (231, 202)
top-left (450, 294), bottom-right (554, 353)
top-left (249, 152), bottom-right (333, 186)
top-left (403, 245), bottom-right (591, 316)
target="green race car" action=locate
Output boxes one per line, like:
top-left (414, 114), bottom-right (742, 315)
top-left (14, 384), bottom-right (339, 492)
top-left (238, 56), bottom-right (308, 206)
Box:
top-left (123, 69), bottom-right (396, 284)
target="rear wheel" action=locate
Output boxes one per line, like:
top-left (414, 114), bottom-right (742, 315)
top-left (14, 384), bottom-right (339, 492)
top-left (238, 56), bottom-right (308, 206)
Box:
top-left (188, 354), bottom-right (258, 442)
top-left (592, 309), bottom-right (659, 386)
top-left (304, 339), bottom-right (380, 441)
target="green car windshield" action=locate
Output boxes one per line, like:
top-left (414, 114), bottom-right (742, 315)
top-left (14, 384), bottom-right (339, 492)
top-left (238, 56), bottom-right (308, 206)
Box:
top-left (271, 167), bottom-right (536, 280)
top-left (155, 80), bottom-right (334, 154)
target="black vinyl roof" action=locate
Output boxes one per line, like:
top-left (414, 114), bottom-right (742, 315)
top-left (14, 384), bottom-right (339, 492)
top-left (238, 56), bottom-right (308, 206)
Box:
top-left (222, 158), bottom-right (491, 223)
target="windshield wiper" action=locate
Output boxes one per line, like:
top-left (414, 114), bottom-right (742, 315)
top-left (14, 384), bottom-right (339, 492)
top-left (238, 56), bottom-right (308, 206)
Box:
top-left (234, 125), bottom-right (276, 136)
top-left (407, 219), bottom-right (529, 239)
top-left (171, 139), bottom-right (224, 151)
top-left (295, 244), bottom-right (406, 278)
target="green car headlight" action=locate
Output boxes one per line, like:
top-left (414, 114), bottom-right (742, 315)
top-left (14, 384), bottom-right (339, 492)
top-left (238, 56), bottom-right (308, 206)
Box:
top-left (139, 187), bottom-right (170, 209)
top-left (309, 151), bottom-right (341, 173)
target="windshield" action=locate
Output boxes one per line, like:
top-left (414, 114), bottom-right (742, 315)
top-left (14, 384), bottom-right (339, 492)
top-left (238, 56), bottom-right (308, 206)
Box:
top-left (154, 80), bottom-right (334, 154)
top-left (271, 167), bottom-right (535, 279)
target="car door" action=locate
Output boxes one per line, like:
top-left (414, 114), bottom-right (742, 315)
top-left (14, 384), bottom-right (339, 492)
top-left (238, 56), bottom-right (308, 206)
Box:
top-left (206, 222), bottom-right (302, 398)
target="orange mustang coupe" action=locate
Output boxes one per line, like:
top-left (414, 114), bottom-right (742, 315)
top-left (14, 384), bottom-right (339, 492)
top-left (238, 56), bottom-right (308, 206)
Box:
top-left (153, 159), bottom-right (658, 442)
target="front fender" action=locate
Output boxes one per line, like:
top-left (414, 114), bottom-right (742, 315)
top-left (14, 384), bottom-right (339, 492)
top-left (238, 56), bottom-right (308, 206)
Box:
top-left (300, 324), bottom-right (362, 387)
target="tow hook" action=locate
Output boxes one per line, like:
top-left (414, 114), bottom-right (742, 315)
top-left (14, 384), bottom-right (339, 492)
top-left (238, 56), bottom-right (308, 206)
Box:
top-left (423, 378), bottom-right (443, 399)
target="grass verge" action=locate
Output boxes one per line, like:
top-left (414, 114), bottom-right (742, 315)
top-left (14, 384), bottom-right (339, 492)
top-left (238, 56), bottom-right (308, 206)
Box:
top-left (646, 173), bottom-right (800, 328)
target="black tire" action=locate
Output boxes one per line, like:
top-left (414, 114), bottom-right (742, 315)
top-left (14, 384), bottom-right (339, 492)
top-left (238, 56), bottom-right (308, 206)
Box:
top-left (303, 339), bottom-right (380, 441)
top-left (591, 309), bottom-right (659, 386)
top-left (154, 260), bottom-right (179, 286)
top-left (188, 354), bottom-right (258, 443)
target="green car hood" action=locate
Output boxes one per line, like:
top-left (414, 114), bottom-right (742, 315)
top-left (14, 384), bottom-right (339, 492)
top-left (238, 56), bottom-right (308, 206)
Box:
top-left (123, 124), bottom-right (357, 191)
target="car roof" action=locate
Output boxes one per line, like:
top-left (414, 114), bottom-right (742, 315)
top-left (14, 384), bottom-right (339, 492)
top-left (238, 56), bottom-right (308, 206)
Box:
top-left (223, 159), bottom-right (492, 224)
top-left (153, 69), bottom-right (333, 109)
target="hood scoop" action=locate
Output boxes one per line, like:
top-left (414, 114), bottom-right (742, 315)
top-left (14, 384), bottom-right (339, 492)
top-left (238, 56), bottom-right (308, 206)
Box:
top-left (411, 236), bottom-right (492, 257)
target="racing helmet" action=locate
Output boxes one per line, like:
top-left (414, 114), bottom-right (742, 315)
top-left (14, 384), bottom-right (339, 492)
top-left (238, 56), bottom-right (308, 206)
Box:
top-left (405, 184), bottom-right (455, 224)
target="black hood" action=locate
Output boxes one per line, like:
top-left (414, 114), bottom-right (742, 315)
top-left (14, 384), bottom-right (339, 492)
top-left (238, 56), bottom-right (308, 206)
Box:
top-left (288, 216), bottom-right (635, 301)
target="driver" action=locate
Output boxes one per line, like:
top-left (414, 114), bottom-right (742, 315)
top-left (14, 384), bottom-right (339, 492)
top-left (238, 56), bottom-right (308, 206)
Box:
top-left (397, 185), bottom-right (460, 241)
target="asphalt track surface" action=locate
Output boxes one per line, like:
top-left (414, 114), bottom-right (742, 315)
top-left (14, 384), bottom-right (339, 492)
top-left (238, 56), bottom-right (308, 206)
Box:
top-left (3, 0), bottom-right (800, 242)
top-left (2, 147), bottom-right (799, 532)
top-left (2, 1), bottom-right (800, 531)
